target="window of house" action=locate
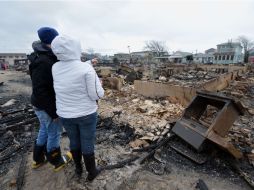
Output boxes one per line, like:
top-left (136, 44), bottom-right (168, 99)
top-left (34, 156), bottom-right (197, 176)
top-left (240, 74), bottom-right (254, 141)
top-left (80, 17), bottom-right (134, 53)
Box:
top-left (15, 56), bottom-right (19, 58)
top-left (9, 56), bottom-right (13, 58)
top-left (222, 55), bottom-right (225, 60)
top-left (219, 55), bottom-right (221, 60)
top-left (215, 56), bottom-right (217, 60)
top-left (231, 55), bottom-right (234, 60)
top-left (227, 55), bottom-right (230, 60)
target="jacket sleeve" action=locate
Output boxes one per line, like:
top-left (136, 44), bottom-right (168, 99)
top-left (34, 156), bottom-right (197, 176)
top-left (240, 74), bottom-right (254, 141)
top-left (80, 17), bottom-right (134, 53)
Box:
top-left (85, 60), bottom-right (93, 66)
top-left (28, 53), bottom-right (37, 79)
top-left (85, 68), bottom-right (104, 101)
top-left (28, 64), bottom-right (32, 80)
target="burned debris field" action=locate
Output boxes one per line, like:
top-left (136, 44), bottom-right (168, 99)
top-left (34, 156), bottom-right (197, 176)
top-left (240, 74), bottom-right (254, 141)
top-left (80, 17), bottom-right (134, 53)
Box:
top-left (0, 64), bottom-right (254, 190)
top-left (1, 0), bottom-right (254, 189)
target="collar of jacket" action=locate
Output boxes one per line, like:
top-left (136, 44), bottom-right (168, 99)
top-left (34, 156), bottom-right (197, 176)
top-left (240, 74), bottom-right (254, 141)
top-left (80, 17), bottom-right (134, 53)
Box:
top-left (28, 41), bottom-right (57, 63)
top-left (32, 41), bottom-right (54, 55)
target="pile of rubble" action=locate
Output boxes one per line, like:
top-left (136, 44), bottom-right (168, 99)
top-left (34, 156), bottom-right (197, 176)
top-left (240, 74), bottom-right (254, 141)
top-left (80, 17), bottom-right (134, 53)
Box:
top-left (219, 71), bottom-right (254, 167)
top-left (99, 85), bottom-right (184, 148)
top-left (97, 70), bottom-right (254, 188)
top-left (155, 69), bottom-right (220, 87)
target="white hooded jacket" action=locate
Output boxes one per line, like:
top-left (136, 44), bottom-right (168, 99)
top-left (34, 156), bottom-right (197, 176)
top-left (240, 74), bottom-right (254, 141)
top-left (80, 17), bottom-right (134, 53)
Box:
top-left (51, 35), bottom-right (104, 118)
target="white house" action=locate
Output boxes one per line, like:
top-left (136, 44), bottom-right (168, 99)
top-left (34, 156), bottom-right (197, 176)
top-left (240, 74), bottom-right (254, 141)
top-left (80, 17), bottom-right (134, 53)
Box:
top-left (213, 42), bottom-right (243, 64)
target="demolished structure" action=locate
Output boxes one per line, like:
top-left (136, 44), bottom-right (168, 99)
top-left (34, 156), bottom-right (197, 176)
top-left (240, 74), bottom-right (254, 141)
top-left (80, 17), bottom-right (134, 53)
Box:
top-left (0, 63), bottom-right (254, 190)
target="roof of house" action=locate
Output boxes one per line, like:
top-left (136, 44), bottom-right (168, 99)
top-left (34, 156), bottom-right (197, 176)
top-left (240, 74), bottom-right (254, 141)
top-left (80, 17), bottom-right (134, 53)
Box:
top-left (169, 51), bottom-right (192, 58)
top-left (205, 48), bottom-right (216, 54)
top-left (131, 51), bottom-right (153, 54)
top-left (205, 48), bottom-right (216, 51)
top-left (217, 42), bottom-right (242, 47)
top-left (0, 53), bottom-right (26, 56)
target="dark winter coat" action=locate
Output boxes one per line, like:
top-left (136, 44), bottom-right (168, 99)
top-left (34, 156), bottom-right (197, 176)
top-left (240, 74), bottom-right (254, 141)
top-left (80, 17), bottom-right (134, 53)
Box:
top-left (28, 41), bottom-right (58, 119)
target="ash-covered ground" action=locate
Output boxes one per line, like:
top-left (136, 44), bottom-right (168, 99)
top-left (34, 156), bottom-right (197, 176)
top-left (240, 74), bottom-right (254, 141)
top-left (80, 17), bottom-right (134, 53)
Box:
top-left (0, 70), bottom-right (253, 190)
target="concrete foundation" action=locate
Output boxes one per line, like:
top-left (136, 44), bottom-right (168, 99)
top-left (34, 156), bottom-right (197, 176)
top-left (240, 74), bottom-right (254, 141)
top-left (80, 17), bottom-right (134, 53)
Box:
top-left (134, 81), bottom-right (196, 106)
top-left (134, 67), bottom-right (246, 106)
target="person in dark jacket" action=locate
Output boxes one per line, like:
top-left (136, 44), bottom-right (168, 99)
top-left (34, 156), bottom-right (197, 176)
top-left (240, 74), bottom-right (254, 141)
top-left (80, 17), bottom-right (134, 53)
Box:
top-left (28, 27), bottom-right (71, 172)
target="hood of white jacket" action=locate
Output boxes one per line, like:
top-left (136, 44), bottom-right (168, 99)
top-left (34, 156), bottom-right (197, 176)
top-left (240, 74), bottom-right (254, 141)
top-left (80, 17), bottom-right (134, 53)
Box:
top-left (51, 35), bottom-right (81, 61)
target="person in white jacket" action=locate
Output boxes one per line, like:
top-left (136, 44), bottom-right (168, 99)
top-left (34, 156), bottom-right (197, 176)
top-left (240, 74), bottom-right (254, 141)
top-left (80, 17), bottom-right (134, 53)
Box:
top-left (51, 35), bottom-right (104, 181)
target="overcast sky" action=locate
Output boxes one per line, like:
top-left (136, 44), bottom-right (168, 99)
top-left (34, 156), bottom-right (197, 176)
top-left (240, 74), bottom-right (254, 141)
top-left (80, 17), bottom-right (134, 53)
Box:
top-left (0, 0), bottom-right (253, 55)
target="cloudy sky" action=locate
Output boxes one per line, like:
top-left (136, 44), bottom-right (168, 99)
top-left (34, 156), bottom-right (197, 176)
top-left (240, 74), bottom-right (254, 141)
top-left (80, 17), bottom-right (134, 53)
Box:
top-left (0, 0), bottom-right (253, 55)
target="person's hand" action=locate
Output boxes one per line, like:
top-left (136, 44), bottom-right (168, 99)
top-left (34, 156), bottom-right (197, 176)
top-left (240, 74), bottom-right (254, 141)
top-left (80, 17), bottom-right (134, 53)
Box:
top-left (91, 58), bottom-right (98, 65)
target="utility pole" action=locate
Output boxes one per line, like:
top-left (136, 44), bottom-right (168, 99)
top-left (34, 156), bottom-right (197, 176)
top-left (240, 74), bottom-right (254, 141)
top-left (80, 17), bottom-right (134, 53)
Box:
top-left (127, 46), bottom-right (131, 64)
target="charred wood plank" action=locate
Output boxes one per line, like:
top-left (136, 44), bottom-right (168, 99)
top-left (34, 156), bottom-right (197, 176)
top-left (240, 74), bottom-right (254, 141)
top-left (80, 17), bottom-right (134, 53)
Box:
top-left (132, 143), bottom-right (158, 152)
top-left (228, 158), bottom-right (254, 189)
top-left (0, 115), bottom-right (26, 125)
top-left (169, 143), bottom-right (207, 165)
top-left (0, 138), bottom-right (35, 163)
top-left (0, 126), bottom-right (7, 136)
top-left (0, 108), bottom-right (30, 117)
top-left (139, 135), bottom-right (174, 164)
top-left (0, 113), bottom-right (36, 125)
top-left (139, 148), bottom-right (157, 165)
top-left (101, 156), bottom-right (139, 170)
top-left (6, 117), bottom-right (37, 131)
top-left (16, 151), bottom-right (27, 190)
top-left (196, 179), bottom-right (209, 190)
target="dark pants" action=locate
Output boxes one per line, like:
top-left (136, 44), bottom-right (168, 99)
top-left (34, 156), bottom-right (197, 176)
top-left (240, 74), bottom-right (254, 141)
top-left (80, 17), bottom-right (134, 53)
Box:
top-left (60, 112), bottom-right (97, 155)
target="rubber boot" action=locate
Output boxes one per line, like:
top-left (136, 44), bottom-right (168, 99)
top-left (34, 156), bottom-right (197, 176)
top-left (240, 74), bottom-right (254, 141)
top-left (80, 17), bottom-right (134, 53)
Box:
top-left (47, 147), bottom-right (72, 172)
top-left (83, 153), bottom-right (101, 181)
top-left (32, 143), bottom-right (47, 169)
top-left (71, 150), bottom-right (83, 177)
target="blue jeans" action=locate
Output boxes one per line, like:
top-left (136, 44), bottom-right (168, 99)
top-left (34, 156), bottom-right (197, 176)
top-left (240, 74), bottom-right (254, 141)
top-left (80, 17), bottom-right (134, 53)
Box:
top-left (60, 112), bottom-right (97, 155)
top-left (34, 108), bottom-right (62, 152)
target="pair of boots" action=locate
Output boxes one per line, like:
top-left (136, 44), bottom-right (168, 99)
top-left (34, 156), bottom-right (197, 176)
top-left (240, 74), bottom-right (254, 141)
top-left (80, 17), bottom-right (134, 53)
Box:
top-left (32, 143), bottom-right (72, 172)
top-left (32, 143), bottom-right (47, 169)
top-left (71, 150), bottom-right (101, 181)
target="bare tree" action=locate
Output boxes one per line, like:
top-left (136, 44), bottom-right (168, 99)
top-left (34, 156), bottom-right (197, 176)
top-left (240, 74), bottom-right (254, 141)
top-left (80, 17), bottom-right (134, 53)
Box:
top-left (144, 40), bottom-right (168, 57)
top-left (238, 36), bottom-right (254, 63)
